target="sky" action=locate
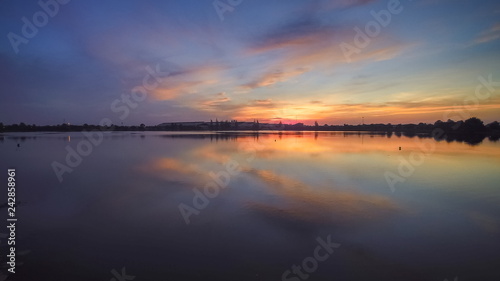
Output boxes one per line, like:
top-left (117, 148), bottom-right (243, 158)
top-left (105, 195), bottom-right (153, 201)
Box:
top-left (0, 0), bottom-right (499, 126)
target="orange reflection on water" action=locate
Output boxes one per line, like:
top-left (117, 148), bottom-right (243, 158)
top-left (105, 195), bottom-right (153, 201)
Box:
top-left (232, 132), bottom-right (500, 161)
top-left (244, 168), bottom-right (400, 225)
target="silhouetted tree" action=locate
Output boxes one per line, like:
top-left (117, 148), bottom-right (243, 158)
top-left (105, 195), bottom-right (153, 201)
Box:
top-left (487, 121), bottom-right (499, 130)
top-left (462, 117), bottom-right (485, 133)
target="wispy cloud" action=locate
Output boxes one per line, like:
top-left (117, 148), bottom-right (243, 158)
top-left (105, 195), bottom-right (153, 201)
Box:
top-left (151, 80), bottom-right (207, 100)
top-left (241, 68), bottom-right (309, 89)
top-left (473, 23), bottom-right (500, 45)
top-left (245, 15), bottom-right (411, 74)
top-left (150, 64), bottom-right (224, 101)
top-left (200, 92), bottom-right (231, 108)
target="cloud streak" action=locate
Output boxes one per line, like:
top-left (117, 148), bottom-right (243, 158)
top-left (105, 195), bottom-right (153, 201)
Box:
top-left (474, 23), bottom-right (500, 45)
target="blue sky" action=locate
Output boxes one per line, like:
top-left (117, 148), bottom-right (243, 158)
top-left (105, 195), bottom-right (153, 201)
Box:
top-left (1, 0), bottom-right (499, 125)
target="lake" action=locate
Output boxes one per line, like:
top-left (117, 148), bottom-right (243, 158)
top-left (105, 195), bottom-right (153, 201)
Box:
top-left (1, 131), bottom-right (499, 281)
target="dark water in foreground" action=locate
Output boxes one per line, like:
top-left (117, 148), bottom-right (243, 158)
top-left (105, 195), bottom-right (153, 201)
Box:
top-left (1, 131), bottom-right (499, 281)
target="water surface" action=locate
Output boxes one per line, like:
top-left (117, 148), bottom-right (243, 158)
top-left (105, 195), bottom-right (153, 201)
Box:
top-left (1, 131), bottom-right (499, 281)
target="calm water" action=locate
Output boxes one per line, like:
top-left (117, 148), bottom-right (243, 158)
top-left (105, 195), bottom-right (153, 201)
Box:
top-left (1, 131), bottom-right (499, 281)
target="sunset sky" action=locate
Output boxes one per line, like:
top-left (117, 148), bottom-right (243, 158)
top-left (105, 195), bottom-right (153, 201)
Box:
top-left (1, 0), bottom-right (499, 125)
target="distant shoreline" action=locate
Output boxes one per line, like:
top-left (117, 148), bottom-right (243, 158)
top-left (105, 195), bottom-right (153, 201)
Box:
top-left (1, 128), bottom-right (498, 146)
top-left (1, 117), bottom-right (499, 136)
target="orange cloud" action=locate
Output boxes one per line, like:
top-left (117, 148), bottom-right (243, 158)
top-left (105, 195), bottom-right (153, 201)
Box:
top-left (151, 80), bottom-right (206, 100)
